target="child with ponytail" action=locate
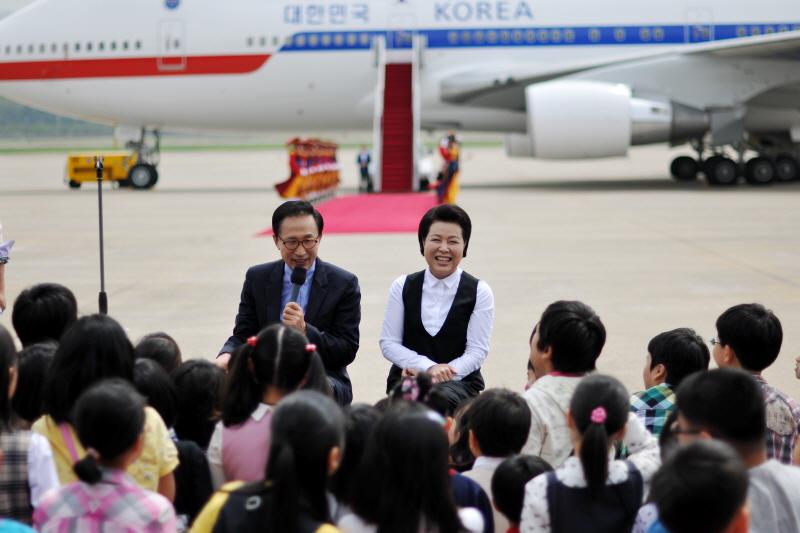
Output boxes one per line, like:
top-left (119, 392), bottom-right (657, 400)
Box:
top-left (520, 375), bottom-right (660, 533)
top-left (191, 390), bottom-right (345, 533)
top-left (33, 379), bottom-right (175, 532)
top-left (207, 323), bottom-right (315, 489)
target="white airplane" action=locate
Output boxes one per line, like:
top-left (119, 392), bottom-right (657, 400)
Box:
top-left (1, 0), bottom-right (800, 187)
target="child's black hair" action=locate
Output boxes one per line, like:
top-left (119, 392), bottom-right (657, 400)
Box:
top-left (468, 388), bottom-right (531, 457)
top-left (570, 374), bottom-right (629, 501)
top-left (11, 341), bottom-right (56, 426)
top-left (449, 397), bottom-right (476, 472)
top-left (266, 391), bottom-right (344, 532)
top-left (491, 455), bottom-right (554, 524)
top-left (171, 359), bottom-right (225, 450)
top-left (11, 282), bottom-right (77, 347)
top-left (388, 373), bottom-right (449, 417)
top-left (648, 328), bottom-right (710, 388)
top-left (135, 332), bottom-right (182, 374)
top-left (0, 324), bottom-right (18, 427)
top-left (536, 301), bottom-right (606, 374)
top-left (328, 403), bottom-right (381, 505)
top-left (72, 379), bottom-right (146, 484)
top-left (43, 314), bottom-right (135, 424)
top-left (133, 358), bottom-right (179, 429)
top-left (300, 350), bottom-right (334, 399)
top-left (350, 402), bottom-right (463, 533)
top-left (651, 440), bottom-right (748, 533)
top-left (716, 303), bottom-right (782, 371)
top-left (222, 324), bottom-right (314, 427)
top-left (674, 368), bottom-right (766, 453)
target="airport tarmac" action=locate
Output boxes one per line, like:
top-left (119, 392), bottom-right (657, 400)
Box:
top-left (2, 142), bottom-right (800, 405)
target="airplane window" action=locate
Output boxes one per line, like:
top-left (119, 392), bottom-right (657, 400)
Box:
top-left (474, 31), bottom-right (485, 43)
top-left (51, 43), bottom-right (57, 52)
top-left (735, 26), bottom-right (746, 37)
top-left (614, 28), bottom-right (626, 41)
top-left (347, 33), bottom-right (357, 46)
top-left (321, 34), bottom-right (331, 46)
top-left (564, 29), bottom-right (575, 42)
top-left (537, 30), bottom-right (547, 43)
top-left (751, 26), bottom-right (761, 36)
top-left (28, 44), bottom-right (33, 54)
top-left (87, 42), bottom-right (93, 51)
top-left (273, 36), bottom-right (279, 46)
top-left (640, 28), bottom-right (651, 41)
top-left (359, 33), bottom-right (370, 46)
top-left (793, 25), bottom-right (800, 32)
top-left (62, 43), bottom-right (68, 52)
top-left (779, 25), bottom-right (789, 33)
top-left (589, 28), bottom-right (601, 42)
top-left (448, 31), bottom-right (458, 44)
top-left (111, 41), bottom-right (117, 50)
top-left (653, 27), bottom-right (664, 40)
top-left (334, 34), bottom-right (344, 46)
top-left (461, 31), bottom-right (471, 44)
top-left (512, 30), bottom-right (522, 43)
top-left (75, 43), bottom-right (80, 52)
top-left (487, 30), bottom-right (497, 43)
top-left (259, 36), bottom-right (265, 46)
top-left (99, 42), bottom-right (104, 51)
top-left (295, 35), bottom-right (306, 47)
top-left (701, 28), bottom-right (709, 39)
top-left (4, 46), bottom-right (9, 55)
top-left (39, 43), bottom-right (45, 53)
top-left (765, 26), bottom-right (775, 34)
top-left (135, 40), bottom-right (141, 49)
top-left (308, 34), bottom-right (319, 46)
top-left (285, 36), bottom-right (292, 45)
top-left (123, 41), bottom-right (129, 50)
top-left (247, 37), bottom-right (253, 46)
top-left (16, 45), bottom-right (21, 54)
top-left (551, 29), bottom-right (562, 42)
top-left (173, 39), bottom-right (179, 49)
top-left (525, 30), bottom-right (535, 42)
top-left (500, 30), bottom-right (510, 43)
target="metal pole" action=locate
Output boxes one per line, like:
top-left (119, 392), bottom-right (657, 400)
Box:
top-left (95, 156), bottom-right (108, 315)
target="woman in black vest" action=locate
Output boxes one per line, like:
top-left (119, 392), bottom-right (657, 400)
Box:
top-left (380, 204), bottom-right (495, 414)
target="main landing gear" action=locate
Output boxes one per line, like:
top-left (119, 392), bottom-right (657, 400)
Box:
top-left (670, 140), bottom-right (800, 186)
top-left (120, 130), bottom-right (161, 190)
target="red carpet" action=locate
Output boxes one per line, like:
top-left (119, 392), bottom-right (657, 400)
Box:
top-left (258, 193), bottom-right (437, 235)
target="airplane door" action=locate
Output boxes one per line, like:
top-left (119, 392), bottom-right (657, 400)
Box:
top-left (158, 20), bottom-right (186, 70)
top-left (685, 9), bottom-right (713, 43)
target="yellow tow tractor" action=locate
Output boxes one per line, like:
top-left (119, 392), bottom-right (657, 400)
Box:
top-left (65, 131), bottom-right (160, 190)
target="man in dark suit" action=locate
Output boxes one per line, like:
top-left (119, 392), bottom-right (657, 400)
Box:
top-left (217, 201), bottom-right (360, 406)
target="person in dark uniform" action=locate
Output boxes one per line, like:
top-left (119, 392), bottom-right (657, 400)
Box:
top-left (379, 204), bottom-right (494, 413)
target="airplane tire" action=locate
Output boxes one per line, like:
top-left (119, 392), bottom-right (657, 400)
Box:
top-left (775, 156), bottom-right (799, 182)
top-left (670, 156), bottom-right (699, 180)
top-left (68, 180), bottom-right (81, 189)
top-left (704, 156), bottom-right (738, 186)
top-left (744, 157), bottom-right (775, 185)
top-left (128, 164), bottom-right (158, 189)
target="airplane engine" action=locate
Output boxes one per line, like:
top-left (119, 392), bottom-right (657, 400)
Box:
top-left (507, 80), bottom-right (708, 159)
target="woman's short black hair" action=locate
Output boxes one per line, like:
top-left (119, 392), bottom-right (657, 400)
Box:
top-left (418, 204), bottom-right (472, 257)
top-left (133, 358), bottom-right (179, 429)
top-left (11, 341), bottom-right (57, 425)
top-left (171, 359), bottom-right (225, 450)
top-left (43, 314), bottom-right (135, 424)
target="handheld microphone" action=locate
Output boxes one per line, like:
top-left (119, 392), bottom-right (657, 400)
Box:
top-left (289, 266), bottom-right (308, 303)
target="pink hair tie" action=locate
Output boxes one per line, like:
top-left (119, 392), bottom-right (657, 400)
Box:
top-left (305, 343), bottom-right (317, 353)
top-left (590, 407), bottom-right (607, 424)
top-left (85, 447), bottom-right (101, 460)
top-left (247, 336), bottom-right (258, 347)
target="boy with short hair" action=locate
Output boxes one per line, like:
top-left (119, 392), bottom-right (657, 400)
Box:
top-left (490, 455), bottom-right (553, 533)
top-left (11, 283), bottom-right (78, 347)
top-left (650, 440), bottom-right (750, 533)
top-left (463, 389), bottom-right (532, 533)
top-left (713, 303), bottom-right (800, 464)
top-left (670, 368), bottom-right (800, 533)
top-left (521, 300), bottom-right (606, 467)
top-left (631, 328), bottom-right (710, 436)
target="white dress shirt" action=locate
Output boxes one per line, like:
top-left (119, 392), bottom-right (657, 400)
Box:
top-left (379, 268), bottom-right (494, 380)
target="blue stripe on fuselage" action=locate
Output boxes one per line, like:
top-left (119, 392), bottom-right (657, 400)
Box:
top-left (278, 23), bottom-right (800, 52)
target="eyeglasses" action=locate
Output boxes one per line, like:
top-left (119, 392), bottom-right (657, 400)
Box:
top-left (277, 236), bottom-right (319, 250)
top-left (709, 337), bottom-right (721, 347)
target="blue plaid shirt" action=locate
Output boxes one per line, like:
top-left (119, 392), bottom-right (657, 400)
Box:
top-left (630, 384), bottom-right (675, 437)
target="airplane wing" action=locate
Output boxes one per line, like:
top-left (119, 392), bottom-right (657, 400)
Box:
top-left (441, 30), bottom-right (800, 111)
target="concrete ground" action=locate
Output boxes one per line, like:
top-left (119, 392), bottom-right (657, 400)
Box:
top-left (2, 142), bottom-right (800, 404)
